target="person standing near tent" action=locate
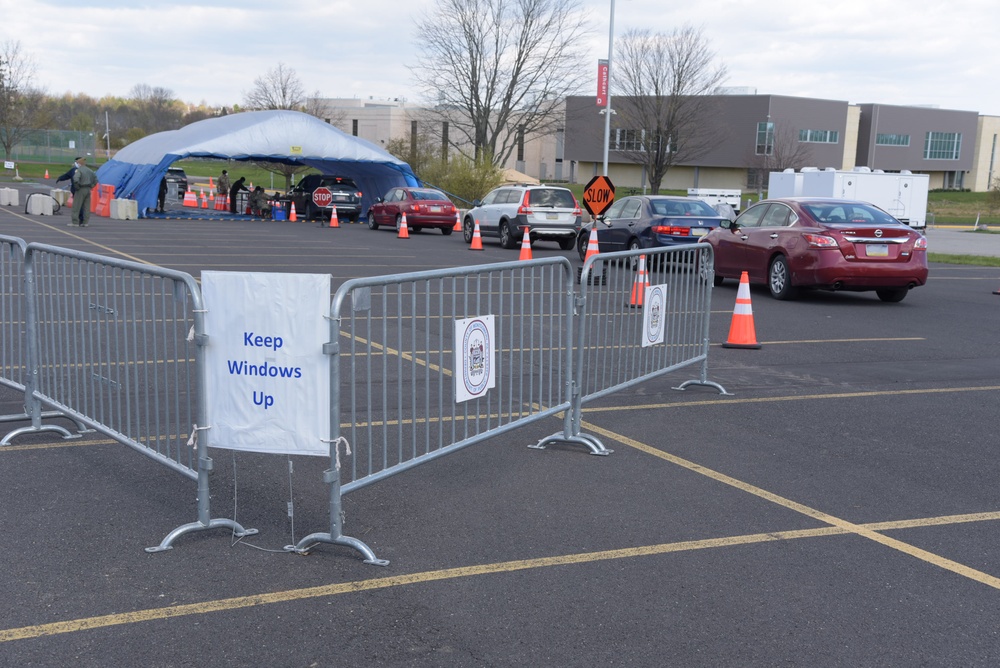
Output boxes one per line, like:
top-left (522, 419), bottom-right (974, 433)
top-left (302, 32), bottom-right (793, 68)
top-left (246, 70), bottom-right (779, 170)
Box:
top-left (229, 176), bottom-right (249, 214)
top-left (156, 176), bottom-right (168, 213)
top-left (218, 169), bottom-right (231, 198)
top-left (70, 156), bottom-right (98, 227)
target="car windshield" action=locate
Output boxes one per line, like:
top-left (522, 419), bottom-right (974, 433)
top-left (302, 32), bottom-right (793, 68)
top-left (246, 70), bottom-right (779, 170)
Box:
top-left (528, 189), bottom-right (575, 208)
top-left (411, 190), bottom-right (448, 201)
top-left (803, 202), bottom-right (899, 226)
top-left (651, 199), bottom-right (718, 217)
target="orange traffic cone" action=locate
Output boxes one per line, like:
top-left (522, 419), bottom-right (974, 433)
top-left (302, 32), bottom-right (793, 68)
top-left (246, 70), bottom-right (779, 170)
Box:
top-left (584, 226), bottom-right (600, 263)
top-left (398, 212), bottom-right (410, 238)
top-left (452, 211), bottom-right (462, 233)
top-left (183, 189), bottom-right (197, 207)
top-left (67, 192), bottom-right (73, 207)
top-left (44, 169), bottom-right (49, 179)
top-left (470, 219), bottom-right (484, 250)
top-left (209, 176), bottom-right (214, 190)
top-left (225, 194), bottom-right (231, 211)
top-left (519, 229), bottom-right (532, 260)
top-left (722, 271), bottom-right (762, 349)
top-left (628, 254), bottom-right (650, 307)
top-left (200, 189), bottom-right (208, 208)
top-left (329, 207), bottom-right (339, 228)
top-left (289, 201), bottom-right (298, 222)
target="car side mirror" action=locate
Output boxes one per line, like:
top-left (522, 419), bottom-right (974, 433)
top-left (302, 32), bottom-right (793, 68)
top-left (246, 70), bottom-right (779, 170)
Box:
top-left (472, 199), bottom-right (482, 207)
top-left (598, 215), bottom-right (612, 227)
top-left (375, 197), bottom-right (383, 203)
top-left (721, 219), bottom-right (734, 230)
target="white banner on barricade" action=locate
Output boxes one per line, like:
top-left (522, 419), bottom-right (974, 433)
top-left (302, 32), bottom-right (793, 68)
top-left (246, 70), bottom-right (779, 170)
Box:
top-left (203, 271), bottom-right (330, 456)
top-left (641, 284), bottom-right (668, 347)
top-left (454, 315), bottom-right (496, 403)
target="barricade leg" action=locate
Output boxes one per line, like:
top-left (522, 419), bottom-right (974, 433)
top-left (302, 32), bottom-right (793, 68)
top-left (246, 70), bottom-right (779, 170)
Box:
top-left (286, 463), bottom-right (388, 566)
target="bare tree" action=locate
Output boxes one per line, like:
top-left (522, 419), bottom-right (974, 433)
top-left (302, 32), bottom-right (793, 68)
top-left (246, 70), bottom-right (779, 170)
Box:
top-left (412, 0), bottom-right (590, 166)
top-left (242, 63), bottom-right (306, 111)
top-left (128, 83), bottom-right (184, 134)
top-left (612, 26), bottom-right (727, 193)
top-left (241, 63), bottom-right (310, 190)
top-left (745, 124), bottom-right (814, 197)
top-left (0, 40), bottom-right (46, 160)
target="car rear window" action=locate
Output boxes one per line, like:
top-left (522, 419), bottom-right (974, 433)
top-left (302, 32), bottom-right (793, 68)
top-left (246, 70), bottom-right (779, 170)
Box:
top-left (651, 199), bottom-right (717, 217)
top-left (411, 190), bottom-right (448, 201)
top-left (528, 189), bottom-right (575, 208)
top-left (803, 203), bottom-right (898, 226)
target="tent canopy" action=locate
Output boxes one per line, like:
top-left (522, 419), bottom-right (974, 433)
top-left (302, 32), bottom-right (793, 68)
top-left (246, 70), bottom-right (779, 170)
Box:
top-left (96, 110), bottom-right (418, 217)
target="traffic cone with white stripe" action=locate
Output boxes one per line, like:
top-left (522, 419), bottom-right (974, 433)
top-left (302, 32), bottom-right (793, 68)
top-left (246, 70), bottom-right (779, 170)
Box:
top-left (628, 254), bottom-right (650, 307)
top-left (452, 210), bottom-right (462, 232)
top-left (329, 207), bottom-right (339, 228)
top-left (722, 271), bottom-right (761, 349)
top-left (584, 226), bottom-right (600, 262)
top-left (470, 219), bottom-right (484, 250)
top-left (44, 169), bottom-right (49, 179)
top-left (398, 212), bottom-right (410, 238)
top-left (519, 229), bottom-right (532, 260)
top-left (289, 201), bottom-right (297, 222)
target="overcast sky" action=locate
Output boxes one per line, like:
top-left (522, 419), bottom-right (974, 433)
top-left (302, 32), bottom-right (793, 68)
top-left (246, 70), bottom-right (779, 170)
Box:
top-left (5, 0), bottom-right (997, 115)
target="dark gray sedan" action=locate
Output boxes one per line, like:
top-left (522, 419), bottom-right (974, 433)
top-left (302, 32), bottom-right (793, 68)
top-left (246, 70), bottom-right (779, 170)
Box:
top-left (577, 195), bottom-right (727, 260)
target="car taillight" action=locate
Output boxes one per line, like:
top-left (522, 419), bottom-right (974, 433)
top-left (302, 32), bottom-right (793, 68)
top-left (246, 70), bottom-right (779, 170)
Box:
top-left (652, 225), bottom-right (691, 236)
top-left (803, 233), bottom-right (838, 248)
top-left (517, 191), bottom-right (532, 216)
top-left (913, 236), bottom-right (928, 250)
top-left (356, 191), bottom-right (362, 198)
top-left (572, 194), bottom-right (582, 217)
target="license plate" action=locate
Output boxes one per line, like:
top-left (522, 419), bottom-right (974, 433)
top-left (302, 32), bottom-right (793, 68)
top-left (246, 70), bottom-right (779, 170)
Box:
top-left (430, 206), bottom-right (442, 213)
top-left (691, 228), bottom-right (708, 237)
top-left (866, 244), bottom-right (888, 257)
top-left (547, 213), bottom-right (559, 220)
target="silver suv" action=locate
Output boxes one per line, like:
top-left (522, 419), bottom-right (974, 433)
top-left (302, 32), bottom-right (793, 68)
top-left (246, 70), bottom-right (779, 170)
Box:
top-left (463, 184), bottom-right (582, 250)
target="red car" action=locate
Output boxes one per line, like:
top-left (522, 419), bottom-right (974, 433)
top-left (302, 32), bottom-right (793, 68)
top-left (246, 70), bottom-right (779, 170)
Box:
top-left (367, 187), bottom-right (458, 235)
top-left (700, 198), bottom-right (928, 302)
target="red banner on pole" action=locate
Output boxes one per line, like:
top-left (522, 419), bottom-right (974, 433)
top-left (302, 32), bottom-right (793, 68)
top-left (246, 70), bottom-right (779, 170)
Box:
top-left (596, 59), bottom-right (609, 107)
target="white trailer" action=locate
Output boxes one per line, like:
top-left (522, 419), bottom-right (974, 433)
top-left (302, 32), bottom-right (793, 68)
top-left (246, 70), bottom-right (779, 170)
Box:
top-left (687, 188), bottom-right (742, 213)
top-left (768, 167), bottom-right (929, 228)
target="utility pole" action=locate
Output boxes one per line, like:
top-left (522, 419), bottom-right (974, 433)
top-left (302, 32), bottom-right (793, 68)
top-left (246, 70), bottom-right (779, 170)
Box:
top-left (600, 0), bottom-right (616, 177)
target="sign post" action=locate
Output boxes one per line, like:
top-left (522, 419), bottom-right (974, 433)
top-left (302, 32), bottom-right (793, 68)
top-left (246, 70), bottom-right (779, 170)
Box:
top-left (582, 175), bottom-right (616, 219)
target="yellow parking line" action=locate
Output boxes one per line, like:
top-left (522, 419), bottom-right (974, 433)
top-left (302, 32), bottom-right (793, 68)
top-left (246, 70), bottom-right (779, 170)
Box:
top-left (3, 509), bottom-right (999, 643)
top-left (582, 420), bottom-right (1000, 591)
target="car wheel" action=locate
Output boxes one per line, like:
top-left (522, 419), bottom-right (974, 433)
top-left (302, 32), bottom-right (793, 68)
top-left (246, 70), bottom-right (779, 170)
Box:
top-left (442, 226), bottom-right (453, 236)
top-left (876, 287), bottom-right (908, 303)
top-left (303, 203), bottom-right (315, 221)
top-left (714, 275), bottom-right (725, 287)
top-left (499, 220), bottom-right (518, 249)
top-left (367, 212), bottom-right (379, 230)
top-left (576, 231), bottom-right (590, 262)
top-left (463, 217), bottom-right (475, 243)
top-left (395, 214), bottom-right (402, 231)
top-left (558, 237), bottom-right (575, 251)
top-left (768, 255), bottom-right (797, 300)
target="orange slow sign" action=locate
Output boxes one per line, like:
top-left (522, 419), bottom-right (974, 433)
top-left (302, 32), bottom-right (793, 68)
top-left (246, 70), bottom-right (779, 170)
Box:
top-left (583, 175), bottom-right (615, 217)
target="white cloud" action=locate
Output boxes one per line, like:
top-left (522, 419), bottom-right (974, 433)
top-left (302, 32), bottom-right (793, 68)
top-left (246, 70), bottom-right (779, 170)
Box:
top-left (2, 0), bottom-right (998, 114)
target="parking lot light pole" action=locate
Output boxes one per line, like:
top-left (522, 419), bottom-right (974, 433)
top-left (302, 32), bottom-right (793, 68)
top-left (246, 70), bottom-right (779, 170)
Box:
top-left (601, 0), bottom-right (615, 177)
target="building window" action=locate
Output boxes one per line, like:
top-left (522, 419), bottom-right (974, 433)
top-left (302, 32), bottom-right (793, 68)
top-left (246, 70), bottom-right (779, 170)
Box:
top-left (756, 122), bottom-right (774, 155)
top-left (924, 132), bottom-right (962, 160)
top-left (876, 133), bottom-right (910, 146)
top-left (614, 128), bottom-right (645, 152)
top-left (798, 129), bottom-right (839, 144)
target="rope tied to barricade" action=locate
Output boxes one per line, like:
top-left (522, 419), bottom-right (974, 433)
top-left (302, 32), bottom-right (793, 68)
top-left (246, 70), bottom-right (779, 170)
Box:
top-left (322, 436), bottom-right (352, 471)
top-left (187, 423), bottom-right (210, 449)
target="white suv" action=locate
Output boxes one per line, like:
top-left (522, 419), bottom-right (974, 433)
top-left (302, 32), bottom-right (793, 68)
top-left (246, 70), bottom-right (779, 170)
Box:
top-left (463, 185), bottom-right (583, 250)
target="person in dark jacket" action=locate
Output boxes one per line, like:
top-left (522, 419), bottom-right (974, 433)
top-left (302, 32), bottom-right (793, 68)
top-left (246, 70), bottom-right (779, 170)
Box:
top-left (156, 177), bottom-right (168, 213)
top-left (229, 176), bottom-right (249, 214)
top-left (55, 164), bottom-right (78, 194)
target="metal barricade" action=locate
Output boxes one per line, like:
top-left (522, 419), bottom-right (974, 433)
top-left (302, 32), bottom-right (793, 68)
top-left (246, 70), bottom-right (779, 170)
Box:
top-left (21, 243), bottom-right (255, 550)
top-left (0, 235), bottom-right (82, 444)
top-left (290, 257), bottom-right (606, 563)
top-left (569, 244), bottom-right (729, 436)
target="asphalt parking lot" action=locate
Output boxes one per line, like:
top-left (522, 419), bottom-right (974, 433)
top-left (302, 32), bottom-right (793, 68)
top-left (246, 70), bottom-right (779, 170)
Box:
top-left (2, 192), bottom-right (1000, 666)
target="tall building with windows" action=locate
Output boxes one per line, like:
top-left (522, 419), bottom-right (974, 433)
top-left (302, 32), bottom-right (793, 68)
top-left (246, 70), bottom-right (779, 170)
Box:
top-left (564, 93), bottom-right (993, 192)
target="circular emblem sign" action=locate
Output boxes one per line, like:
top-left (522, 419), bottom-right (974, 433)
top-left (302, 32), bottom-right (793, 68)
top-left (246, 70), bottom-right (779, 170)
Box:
top-left (461, 319), bottom-right (491, 396)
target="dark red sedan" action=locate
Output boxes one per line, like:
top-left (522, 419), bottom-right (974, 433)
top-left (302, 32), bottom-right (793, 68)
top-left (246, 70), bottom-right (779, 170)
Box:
top-left (700, 198), bottom-right (928, 302)
top-left (367, 187), bottom-right (458, 234)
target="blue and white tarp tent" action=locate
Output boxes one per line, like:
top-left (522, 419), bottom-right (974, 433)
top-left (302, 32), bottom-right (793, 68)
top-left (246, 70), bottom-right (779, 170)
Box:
top-left (96, 110), bottom-right (419, 218)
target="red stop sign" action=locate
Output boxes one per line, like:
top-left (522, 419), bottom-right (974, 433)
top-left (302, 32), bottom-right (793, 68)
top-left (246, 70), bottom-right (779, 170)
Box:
top-left (312, 187), bottom-right (333, 207)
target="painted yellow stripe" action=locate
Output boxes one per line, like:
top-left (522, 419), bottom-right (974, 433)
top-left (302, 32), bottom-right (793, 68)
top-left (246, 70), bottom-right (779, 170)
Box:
top-left (14, 212), bottom-right (158, 267)
top-left (3, 510), bottom-right (1000, 642)
top-left (581, 420), bottom-right (1000, 591)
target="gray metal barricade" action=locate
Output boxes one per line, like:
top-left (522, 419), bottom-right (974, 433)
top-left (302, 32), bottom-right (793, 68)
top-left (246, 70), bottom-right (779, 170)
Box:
top-left (0, 235), bottom-right (83, 444)
top-left (569, 244), bottom-right (729, 436)
top-left (21, 243), bottom-right (256, 550)
top-left (289, 257), bottom-right (607, 563)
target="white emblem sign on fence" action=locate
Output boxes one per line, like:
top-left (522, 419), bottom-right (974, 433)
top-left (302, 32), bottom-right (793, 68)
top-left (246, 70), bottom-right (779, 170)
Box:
top-left (203, 271), bottom-right (330, 456)
top-left (642, 284), bottom-right (668, 347)
top-left (455, 315), bottom-right (496, 403)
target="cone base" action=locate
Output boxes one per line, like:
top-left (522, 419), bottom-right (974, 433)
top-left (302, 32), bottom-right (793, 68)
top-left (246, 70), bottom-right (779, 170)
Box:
top-left (722, 341), bottom-right (762, 349)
